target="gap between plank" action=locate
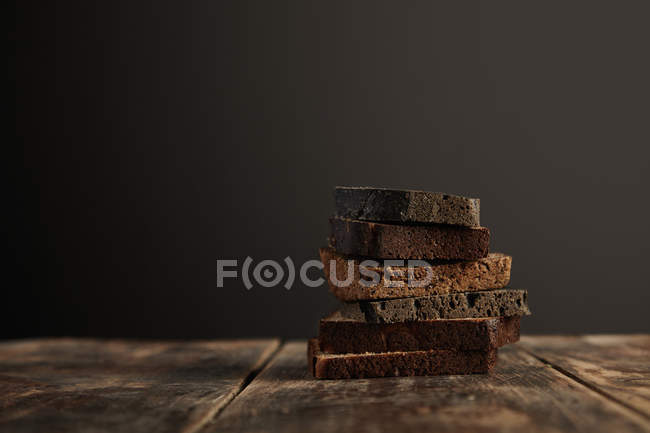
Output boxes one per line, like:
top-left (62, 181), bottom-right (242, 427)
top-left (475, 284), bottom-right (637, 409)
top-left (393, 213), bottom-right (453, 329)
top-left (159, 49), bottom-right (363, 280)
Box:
top-left (182, 339), bottom-right (285, 433)
top-left (521, 347), bottom-right (650, 421)
top-left (237, 340), bottom-right (285, 397)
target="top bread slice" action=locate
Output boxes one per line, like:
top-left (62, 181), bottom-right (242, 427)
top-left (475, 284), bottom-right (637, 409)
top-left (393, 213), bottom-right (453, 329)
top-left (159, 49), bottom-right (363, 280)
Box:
top-left (335, 186), bottom-right (480, 226)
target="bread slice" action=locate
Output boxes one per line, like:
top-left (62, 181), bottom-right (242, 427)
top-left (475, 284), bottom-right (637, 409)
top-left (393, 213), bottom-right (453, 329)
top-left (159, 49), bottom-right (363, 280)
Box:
top-left (319, 247), bottom-right (511, 301)
top-left (335, 186), bottom-right (480, 227)
top-left (340, 289), bottom-right (530, 324)
top-left (330, 216), bottom-right (489, 260)
top-left (308, 338), bottom-right (497, 379)
top-left (319, 312), bottom-right (520, 353)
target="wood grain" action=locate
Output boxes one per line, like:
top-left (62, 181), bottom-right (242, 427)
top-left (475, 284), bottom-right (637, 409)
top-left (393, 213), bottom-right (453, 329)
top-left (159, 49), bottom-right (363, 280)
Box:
top-left (206, 341), bottom-right (650, 433)
top-left (520, 334), bottom-right (650, 417)
top-left (0, 338), bottom-right (280, 433)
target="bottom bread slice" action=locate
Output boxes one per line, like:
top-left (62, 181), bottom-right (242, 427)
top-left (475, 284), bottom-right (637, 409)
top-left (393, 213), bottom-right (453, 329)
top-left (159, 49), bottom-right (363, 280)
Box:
top-left (308, 338), bottom-right (497, 379)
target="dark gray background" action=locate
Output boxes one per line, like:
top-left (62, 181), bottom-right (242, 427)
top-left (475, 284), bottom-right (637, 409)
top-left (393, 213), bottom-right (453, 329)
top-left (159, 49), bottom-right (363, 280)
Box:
top-left (10, 1), bottom-right (649, 339)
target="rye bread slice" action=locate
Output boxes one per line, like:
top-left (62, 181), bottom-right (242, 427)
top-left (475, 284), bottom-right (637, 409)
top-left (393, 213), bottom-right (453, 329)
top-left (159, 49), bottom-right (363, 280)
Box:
top-left (319, 247), bottom-right (511, 301)
top-left (319, 312), bottom-right (520, 353)
top-left (308, 338), bottom-right (497, 379)
top-left (330, 216), bottom-right (489, 260)
top-left (335, 186), bottom-right (480, 227)
top-left (340, 289), bottom-right (530, 324)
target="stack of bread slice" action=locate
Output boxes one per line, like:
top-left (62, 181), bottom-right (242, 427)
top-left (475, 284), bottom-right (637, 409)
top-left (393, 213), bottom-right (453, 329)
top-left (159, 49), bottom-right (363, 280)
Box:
top-left (308, 186), bottom-right (531, 379)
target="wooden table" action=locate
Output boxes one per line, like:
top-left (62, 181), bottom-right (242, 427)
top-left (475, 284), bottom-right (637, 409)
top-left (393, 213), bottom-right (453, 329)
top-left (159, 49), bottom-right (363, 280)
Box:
top-left (1, 335), bottom-right (648, 433)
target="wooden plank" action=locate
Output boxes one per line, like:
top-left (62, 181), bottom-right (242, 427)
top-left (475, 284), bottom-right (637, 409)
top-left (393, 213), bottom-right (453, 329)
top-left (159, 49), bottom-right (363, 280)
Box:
top-left (0, 338), bottom-right (280, 433)
top-left (206, 341), bottom-right (650, 433)
top-left (520, 334), bottom-right (650, 417)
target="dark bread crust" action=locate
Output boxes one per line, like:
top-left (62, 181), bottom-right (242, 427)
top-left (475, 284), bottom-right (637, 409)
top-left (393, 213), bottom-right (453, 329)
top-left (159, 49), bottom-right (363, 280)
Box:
top-left (319, 313), bottom-right (520, 353)
top-left (319, 247), bottom-right (511, 301)
top-left (330, 217), bottom-right (489, 260)
top-left (340, 289), bottom-right (531, 323)
top-left (308, 338), bottom-right (498, 379)
top-left (335, 186), bottom-right (480, 227)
